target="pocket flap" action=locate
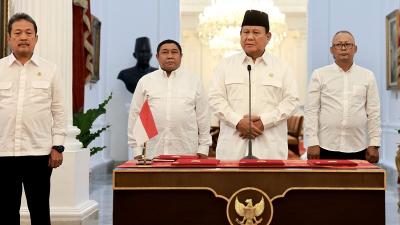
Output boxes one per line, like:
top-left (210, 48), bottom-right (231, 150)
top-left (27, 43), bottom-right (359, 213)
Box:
top-left (353, 85), bottom-right (366, 95)
top-left (0, 82), bottom-right (12, 90)
top-left (225, 75), bottom-right (245, 85)
top-left (261, 78), bottom-right (282, 88)
top-left (176, 89), bottom-right (194, 99)
top-left (32, 81), bottom-right (50, 89)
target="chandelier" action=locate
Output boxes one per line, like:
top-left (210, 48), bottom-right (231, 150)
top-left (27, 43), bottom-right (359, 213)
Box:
top-left (198, 0), bottom-right (287, 54)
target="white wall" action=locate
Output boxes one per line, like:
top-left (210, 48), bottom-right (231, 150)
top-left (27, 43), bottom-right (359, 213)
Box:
top-left (87, 0), bottom-right (180, 164)
top-left (308, 0), bottom-right (400, 168)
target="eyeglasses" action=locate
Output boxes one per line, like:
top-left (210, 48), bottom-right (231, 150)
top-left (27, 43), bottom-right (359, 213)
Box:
top-left (332, 43), bottom-right (354, 50)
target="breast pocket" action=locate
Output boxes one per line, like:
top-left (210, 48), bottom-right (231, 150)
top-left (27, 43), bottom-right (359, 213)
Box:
top-left (225, 78), bottom-right (246, 101)
top-left (31, 81), bottom-right (51, 101)
top-left (175, 89), bottom-right (195, 109)
top-left (352, 85), bottom-right (366, 101)
top-left (352, 85), bottom-right (366, 96)
top-left (0, 82), bottom-right (12, 98)
top-left (260, 78), bottom-right (282, 105)
top-left (0, 82), bottom-right (13, 105)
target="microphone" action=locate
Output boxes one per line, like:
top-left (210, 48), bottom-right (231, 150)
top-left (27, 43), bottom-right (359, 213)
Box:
top-left (243, 65), bottom-right (257, 159)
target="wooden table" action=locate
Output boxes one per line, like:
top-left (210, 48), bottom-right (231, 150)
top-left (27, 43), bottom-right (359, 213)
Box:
top-left (113, 160), bottom-right (385, 225)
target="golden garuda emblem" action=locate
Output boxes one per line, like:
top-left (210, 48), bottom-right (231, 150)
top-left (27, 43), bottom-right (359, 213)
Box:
top-left (235, 197), bottom-right (265, 225)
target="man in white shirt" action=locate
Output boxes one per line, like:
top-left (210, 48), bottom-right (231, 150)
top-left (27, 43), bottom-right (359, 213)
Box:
top-left (128, 39), bottom-right (211, 159)
top-left (208, 10), bottom-right (299, 160)
top-left (304, 31), bottom-right (381, 163)
top-left (0, 13), bottom-right (66, 225)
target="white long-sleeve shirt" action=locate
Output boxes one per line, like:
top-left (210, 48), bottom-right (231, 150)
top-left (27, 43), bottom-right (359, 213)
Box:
top-left (0, 54), bottom-right (66, 156)
top-left (208, 51), bottom-right (299, 160)
top-left (304, 63), bottom-right (381, 152)
top-left (128, 68), bottom-right (211, 159)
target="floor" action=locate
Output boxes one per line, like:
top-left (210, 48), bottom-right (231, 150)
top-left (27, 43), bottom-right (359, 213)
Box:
top-left (90, 162), bottom-right (114, 225)
top-left (385, 165), bottom-right (400, 225)
top-left (89, 161), bottom-right (400, 225)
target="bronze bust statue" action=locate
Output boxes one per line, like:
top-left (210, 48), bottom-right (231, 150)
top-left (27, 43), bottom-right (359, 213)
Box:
top-left (118, 37), bottom-right (157, 93)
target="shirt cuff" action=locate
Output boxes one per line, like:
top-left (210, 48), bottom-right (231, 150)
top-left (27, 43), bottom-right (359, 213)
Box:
top-left (52, 134), bottom-right (65, 146)
top-left (227, 113), bottom-right (242, 128)
top-left (369, 138), bottom-right (381, 147)
top-left (197, 145), bottom-right (210, 156)
top-left (306, 136), bottom-right (320, 147)
top-left (133, 147), bottom-right (143, 158)
top-left (260, 112), bottom-right (276, 129)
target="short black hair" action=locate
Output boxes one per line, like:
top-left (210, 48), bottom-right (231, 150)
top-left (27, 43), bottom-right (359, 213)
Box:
top-left (156, 39), bottom-right (182, 55)
top-left (8, 12), bottom-right (38, 35)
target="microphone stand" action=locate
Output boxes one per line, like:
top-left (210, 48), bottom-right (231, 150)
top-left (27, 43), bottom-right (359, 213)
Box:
top-left (243, 65), bottom-right (258, 159)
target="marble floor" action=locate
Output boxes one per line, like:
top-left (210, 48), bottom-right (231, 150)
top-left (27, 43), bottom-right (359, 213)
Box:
top-left (89, 161), bottom-right (400, 225)
top-left (385, 164), bottom-right (400, 225)
top-left (90, 161), bottom-right (114, 225)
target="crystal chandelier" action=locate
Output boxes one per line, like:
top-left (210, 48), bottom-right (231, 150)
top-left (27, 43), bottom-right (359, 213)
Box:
top-left (198, 0), bottom-right (287, 54)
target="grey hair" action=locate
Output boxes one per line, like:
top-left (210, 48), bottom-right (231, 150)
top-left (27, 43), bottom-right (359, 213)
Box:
top-left (332, 30), bottom-right (355, 44)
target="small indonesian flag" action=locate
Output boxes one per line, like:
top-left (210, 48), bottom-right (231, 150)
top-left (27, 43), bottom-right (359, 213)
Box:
top-left (133, 100), bottom-right (158, 145)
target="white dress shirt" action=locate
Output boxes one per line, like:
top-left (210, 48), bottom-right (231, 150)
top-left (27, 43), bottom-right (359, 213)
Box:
top-left (304, 63), bottom-right (381, 152)
top-left (0, 54), bottom-right (66, 156)
top-left (208, 51), bottom-right (299, 160)
top-left (128, 68), bottom-right (211, 159)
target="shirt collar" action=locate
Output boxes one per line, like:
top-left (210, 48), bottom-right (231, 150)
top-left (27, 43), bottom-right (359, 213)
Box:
top-left (7, 52), bottom-right (40, 67)
top-left (333, 62), bottom-right (356, 72)
top-left (161, 66), bottom-right (181, 78)
top-left (7, 53), bottom-right (17, 66)
top-left (240, 50), bottom-right (268, 65)
top-left (30, 54), bottom-right (40, 66)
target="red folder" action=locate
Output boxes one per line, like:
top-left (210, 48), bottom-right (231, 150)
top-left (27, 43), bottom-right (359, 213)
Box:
top-left (171, 158), bottom-right (220, 167)
top-left (239, 159), bottom-right (285, 167)
top-left (307, 159), bottom-right (358, 166)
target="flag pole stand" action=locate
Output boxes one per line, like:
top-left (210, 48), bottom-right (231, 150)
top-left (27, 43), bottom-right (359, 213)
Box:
top-left (143, 143), bottom-right (148, 165)
top-left (137, 143), bottom-right (152, 165)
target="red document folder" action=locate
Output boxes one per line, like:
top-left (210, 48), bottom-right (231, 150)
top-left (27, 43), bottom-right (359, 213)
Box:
top-left (307, 159), bottom-right (358, 166)
top-left (239, 159), bottom-right (285, 167)
top-left (171, 158), bottom-right (220, 167)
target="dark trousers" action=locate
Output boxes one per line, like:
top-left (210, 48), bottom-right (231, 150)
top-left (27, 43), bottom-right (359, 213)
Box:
top-left (320, 147), bottom-right (367, 160)
top-left (0, 155), bottom-right (53, 225)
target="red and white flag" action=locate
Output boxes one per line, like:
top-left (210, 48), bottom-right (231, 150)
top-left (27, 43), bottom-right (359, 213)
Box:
top-left (133, 100), bottom-right (158, 145)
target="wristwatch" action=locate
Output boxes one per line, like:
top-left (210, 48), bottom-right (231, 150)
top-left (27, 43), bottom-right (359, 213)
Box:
top-left (52, 145), bottom-right (65, 153)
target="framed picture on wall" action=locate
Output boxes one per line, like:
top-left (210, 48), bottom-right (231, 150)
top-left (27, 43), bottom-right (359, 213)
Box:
top-left (90, 16), bottom-right (101, 83)
top-left (0, 0), bottom-right (8, 58)
top-left (386, 9), bottom-right (400, 90)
